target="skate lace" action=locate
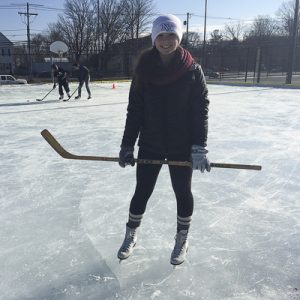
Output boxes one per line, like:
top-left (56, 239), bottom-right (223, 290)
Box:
top-left (121, 231), bottom-right (136, 252)
top-left (173, 234), bottom-right (187, 256)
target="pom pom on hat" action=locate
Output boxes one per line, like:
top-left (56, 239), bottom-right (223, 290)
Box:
top-left (151, 14), bottom-right (183, 45)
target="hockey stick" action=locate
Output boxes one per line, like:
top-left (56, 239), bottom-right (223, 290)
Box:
top-left (41, 129), bottom-right (262, 171)
top-left (36, 88), bottom-right (55, 101)
top-left (63, 87), bottom-right (78, 101)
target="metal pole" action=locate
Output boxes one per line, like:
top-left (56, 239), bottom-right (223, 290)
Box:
top-left (97, 0), bottom-right (100, 52)
top-left (202, 0), bottom-right (207, 69)
top-left (256, 46), bottom-right (262, 84)
top-left (286, 0), bottom-right (299, 84)
top-left (186, 12), bottom-right (190, 46)
top-left (244, 47), bottom-right (249, 83)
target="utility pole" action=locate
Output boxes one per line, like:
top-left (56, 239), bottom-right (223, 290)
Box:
top-left (202, 0), bottom-right (208, 69)
top-left (286, 0), bottom-right (299, 84)
top-left (18, 2), bottom-right (38, 78)
top-left (184, 13), bottom-right (190, 47)
top-left (97, 0), bottom-right (100, 52)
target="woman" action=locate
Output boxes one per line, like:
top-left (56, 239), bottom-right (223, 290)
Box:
top-left (118, 14), bottom-right (210, 265)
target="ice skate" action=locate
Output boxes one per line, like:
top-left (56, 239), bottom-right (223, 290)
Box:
top-left (170, 230), bottom-right (188, 265)
top-left (117, 225), bottom-right (137, 260)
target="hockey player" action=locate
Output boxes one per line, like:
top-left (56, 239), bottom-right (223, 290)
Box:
top-left (117, 14), bottom-right (210, 265)
top-left (72, 63), bottom-right (91, 99)
top-left (51, 64), bottom-right (71, 100)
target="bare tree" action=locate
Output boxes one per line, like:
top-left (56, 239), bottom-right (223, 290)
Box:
top-left (247, 16), bottom-right (279, 38)
top-left (31, 33), bottom-right (50, 61)
top-left (210, 29), bottom-right (223, 44)
top-left (223, 21), bottom-right (246, 40)
top-left (185, 32), bottom-right (201, 48)
top-left (55, 0), bottom-right (95, 60)
top-left (97, 0), bottom-right (125, 51)
top-left (121, 0), bottom-right (154, 39)
top-left (47, 23), bottom-right (65, 42)
top-left (276, 0), bottom-right (300, 35)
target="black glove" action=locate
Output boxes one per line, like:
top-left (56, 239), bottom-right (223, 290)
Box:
top-left (53, 83), bottom-right (56, 89)
top-left (191, 145), bottom-right (211, 172)
top-left (119, 146), bottom-right (135, 168)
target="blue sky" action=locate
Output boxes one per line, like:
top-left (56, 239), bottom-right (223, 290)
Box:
top-left (0, 0), bottom-right (287, 42)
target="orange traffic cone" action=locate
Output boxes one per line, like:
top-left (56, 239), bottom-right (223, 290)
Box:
top-left (112, 83), bottom-right (116, 89)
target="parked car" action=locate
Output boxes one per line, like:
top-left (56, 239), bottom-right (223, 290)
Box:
top-left (208, 71), bottom-right (220, 79)
top-left (204, 70), bottom-right (220, 79)
top-left (0, 75), bottom-right (27, 85)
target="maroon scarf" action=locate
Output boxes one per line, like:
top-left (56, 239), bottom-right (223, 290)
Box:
top-left (135, 46), bottom-right (194, 87)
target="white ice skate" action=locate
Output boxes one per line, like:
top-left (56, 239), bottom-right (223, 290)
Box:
top-left (170, 230), bottom-right (188, 265)
top-left (117, 225), bottom-right (137, 260)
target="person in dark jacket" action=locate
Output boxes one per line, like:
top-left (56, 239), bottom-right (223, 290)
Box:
top-left (117, 14), bottom-right (210, 265)
top-left (72, 63), bottom-right (91, 99)
top-left (51, 64), bottom-right (71, 100)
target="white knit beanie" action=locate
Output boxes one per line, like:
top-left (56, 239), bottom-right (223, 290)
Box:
top-left (151, 14), bottom-right (183, 45)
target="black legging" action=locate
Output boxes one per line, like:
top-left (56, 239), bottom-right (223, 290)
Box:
top-left (129, 147), bottom-right (194, 218)
top-left (58, 78), bottom-right (70, 95)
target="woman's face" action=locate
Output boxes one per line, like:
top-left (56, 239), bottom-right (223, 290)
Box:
top-left (154, 33), bottom-right (179, 57)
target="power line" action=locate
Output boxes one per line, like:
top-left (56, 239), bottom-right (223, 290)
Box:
top-left (193, 14), bottom-right (283, 22)
top-left (0, 4), bottom-right (63, 11)
top-left (0, 29), bottom-right (28, 31)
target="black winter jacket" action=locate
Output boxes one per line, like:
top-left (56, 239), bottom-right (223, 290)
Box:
top-left (121, 64), bottom-right (209, 156)
top-left (77, 66), bottom-right (90, 83)
top-left (53, 67), bottom-right (68, 83)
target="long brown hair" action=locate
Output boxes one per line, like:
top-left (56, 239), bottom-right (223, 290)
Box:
top-left (133, 47), bottom-right (159, 89)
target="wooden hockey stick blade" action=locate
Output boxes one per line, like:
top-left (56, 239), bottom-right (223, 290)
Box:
top-left (41, 129), bottom-right (262, 170)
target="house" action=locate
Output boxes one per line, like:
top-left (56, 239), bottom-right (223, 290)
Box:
top-left (0, 32), bottom-right (14, 74)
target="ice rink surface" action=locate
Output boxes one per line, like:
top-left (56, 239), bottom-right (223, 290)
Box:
top-left (0, 82), bottom-right (299, 299)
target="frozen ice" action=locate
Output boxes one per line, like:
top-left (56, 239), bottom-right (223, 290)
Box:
top-left (0, 82), bottom-right (299, 299)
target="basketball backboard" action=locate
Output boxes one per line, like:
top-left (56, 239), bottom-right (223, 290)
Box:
top-left (50, 41), bottom-right (68, 56)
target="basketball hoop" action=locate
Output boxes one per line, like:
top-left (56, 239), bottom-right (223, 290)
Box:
top-left (57, 50), bottom-right (62, 58)
top-left (50, 41), bottom-right (68, 61)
